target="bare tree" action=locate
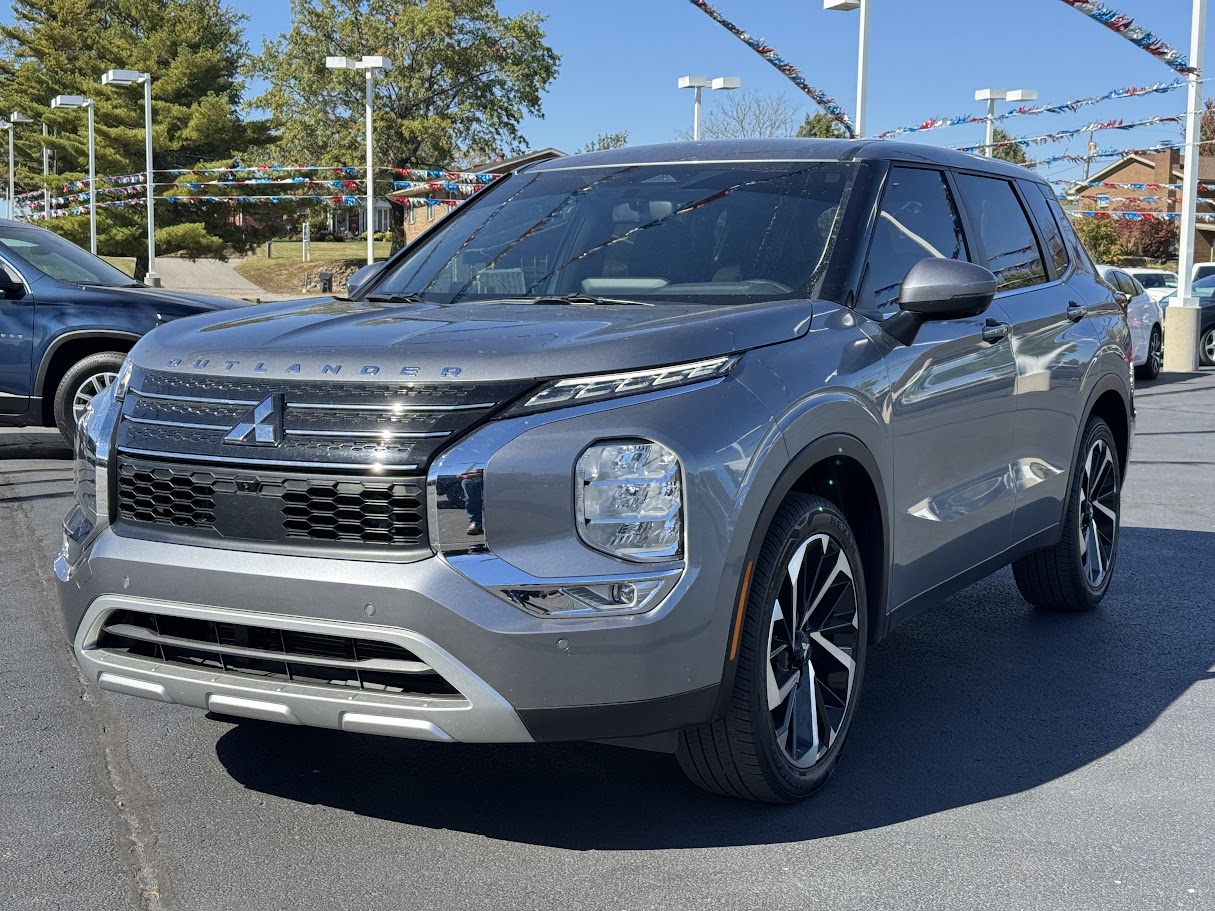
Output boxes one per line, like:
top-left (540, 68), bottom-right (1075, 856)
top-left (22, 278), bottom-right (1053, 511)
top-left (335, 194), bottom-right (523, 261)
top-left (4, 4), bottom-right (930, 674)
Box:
top-left (676, 90), bottom-right (801, 141)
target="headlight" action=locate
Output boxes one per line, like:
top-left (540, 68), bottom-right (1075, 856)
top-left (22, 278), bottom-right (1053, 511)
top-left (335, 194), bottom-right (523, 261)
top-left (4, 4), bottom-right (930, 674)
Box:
top-left (111, 357), bottom-right (134, 403)
top-left (575, 440), bottom-right (682, 561)
top-left (509, 355), bottom-right (739, 414)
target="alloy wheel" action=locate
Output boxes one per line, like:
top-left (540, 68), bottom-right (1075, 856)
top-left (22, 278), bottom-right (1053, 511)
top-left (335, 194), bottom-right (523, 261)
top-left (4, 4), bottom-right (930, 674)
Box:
top-left (766, 532), bottom-right (860, 769)
top-left (72, 371), bottom-right (118, 422)
top-left (1203, 328), bottom-right (1215, 364)
top-left (1077, 438), bottom-right (1118, 589)
top-left (1148, 329), bottom-right (1163, 376)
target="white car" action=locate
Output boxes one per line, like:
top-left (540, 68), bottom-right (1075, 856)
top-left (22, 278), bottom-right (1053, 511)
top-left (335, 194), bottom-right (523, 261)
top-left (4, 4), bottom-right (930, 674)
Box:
top-left (1123, 267), bottom-right (1177, 304)
top-left (1097, 265), bottom-right (1164, 380)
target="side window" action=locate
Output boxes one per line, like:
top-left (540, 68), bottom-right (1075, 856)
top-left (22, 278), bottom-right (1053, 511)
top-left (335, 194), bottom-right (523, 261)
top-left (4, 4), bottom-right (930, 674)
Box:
top-left (1022, 181), bottom-right (1069, 276)
top-left (955, 174), bottom-right (1047, 291)
top-left (860, 167), bottom-right (968, 314)
top-left (0, 259), bottom-right (26, 298)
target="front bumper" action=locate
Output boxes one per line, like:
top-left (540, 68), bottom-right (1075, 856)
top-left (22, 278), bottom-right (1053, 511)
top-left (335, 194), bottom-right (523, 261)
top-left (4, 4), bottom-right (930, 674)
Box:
top-left (56, 528), bottom-right (721, 743)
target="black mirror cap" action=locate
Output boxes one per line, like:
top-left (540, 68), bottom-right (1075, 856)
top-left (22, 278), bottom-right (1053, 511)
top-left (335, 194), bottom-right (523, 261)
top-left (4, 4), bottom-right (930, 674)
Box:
top-left (899, 258), bottom-right (998, 319)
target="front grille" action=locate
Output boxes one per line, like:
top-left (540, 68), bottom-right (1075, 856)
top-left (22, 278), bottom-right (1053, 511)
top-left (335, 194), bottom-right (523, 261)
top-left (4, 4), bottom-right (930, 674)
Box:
top-left (116, 456), bottom-right (427, 552)
top-left (116, 370), bottom-right (533, 470)
top-left (96, 608), bottom-right (463, 699)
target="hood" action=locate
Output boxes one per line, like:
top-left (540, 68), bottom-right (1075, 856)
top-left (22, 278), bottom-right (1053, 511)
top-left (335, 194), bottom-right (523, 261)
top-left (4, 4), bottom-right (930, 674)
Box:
top-left (106, 286), bottom-right (250, 312)
top-left (130, 296), bottom-right (815, 382)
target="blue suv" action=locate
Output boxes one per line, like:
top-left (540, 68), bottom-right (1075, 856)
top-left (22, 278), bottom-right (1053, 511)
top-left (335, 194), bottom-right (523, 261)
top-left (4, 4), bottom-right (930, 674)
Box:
top-left (0, 219), bottom-right (242, 442)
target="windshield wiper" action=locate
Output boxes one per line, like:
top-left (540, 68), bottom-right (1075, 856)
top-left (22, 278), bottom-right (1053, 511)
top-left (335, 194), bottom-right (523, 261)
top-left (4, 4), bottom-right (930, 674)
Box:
top-left (365, 292), bottom-right (426, 303)
top-left (527, 293), bottom-right (652, 307)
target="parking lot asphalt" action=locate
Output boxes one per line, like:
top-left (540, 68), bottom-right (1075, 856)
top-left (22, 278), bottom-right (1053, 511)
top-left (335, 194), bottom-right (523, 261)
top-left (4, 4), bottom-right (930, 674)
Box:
top-left (2, 371), bottom-right (1213, 911)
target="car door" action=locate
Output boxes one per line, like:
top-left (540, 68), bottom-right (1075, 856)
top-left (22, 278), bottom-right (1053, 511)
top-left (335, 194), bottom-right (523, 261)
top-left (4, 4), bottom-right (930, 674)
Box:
top-left (956, 176), bottom-right (1097, 545)
top-left (1116, 270), bottom-right (1156, 363)
top-left (860, 165), bottom-right (1018, 609)
top-left (0, 255), bottom-right (34, 414)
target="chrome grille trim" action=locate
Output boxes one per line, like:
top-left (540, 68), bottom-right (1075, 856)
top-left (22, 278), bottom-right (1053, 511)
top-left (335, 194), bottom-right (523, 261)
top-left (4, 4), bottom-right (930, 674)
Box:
top-left (134, 389), bottom-right (259, 406)
top-left (290, 401), bottom-right (498, 412)
top-left (285, 429), bottom-right (450, 439)
top-left (124, 415), bottom-right (231, 431)
top-left (115, 447), bottom-right (421, 472)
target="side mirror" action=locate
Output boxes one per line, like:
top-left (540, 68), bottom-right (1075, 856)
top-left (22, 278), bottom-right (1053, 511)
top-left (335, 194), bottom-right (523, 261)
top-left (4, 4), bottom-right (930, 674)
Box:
top-left (346, 261), bottom-right (385, 298)
top-left (883, 258), bottom-right (998, 346)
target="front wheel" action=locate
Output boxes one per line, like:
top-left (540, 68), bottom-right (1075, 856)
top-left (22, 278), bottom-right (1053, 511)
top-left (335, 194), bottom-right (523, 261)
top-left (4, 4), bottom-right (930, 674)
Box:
top-left (1012, 416), bottom-right (1121, 612)
top-left (53, 351), bottom-right (125, 446)
top-left (1135, 325), bottom-right (1162, 380)
top-left (1200, 326), bottom-right (1215, 367)
top-left (677, 494), bottom-right (868, 803)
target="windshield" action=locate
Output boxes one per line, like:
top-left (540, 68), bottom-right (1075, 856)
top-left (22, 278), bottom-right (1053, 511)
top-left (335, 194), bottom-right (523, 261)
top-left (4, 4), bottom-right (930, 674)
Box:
top-left (0, 227), bottom-right (138, 287)
top-left (366, 161), bottom-right (857, 305)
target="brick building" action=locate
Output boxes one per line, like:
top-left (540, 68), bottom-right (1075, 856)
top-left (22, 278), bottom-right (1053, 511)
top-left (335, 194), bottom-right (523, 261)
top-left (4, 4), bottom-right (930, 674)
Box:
top-left (1069, 148), bottom-right (1215, 262)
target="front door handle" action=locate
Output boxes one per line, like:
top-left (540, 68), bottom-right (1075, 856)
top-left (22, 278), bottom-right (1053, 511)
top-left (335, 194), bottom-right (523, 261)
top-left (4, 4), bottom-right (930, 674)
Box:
top-left (982, 318), bottom-right (1011, 343)
top-left (1067, 301), bottom-right (1089, 322)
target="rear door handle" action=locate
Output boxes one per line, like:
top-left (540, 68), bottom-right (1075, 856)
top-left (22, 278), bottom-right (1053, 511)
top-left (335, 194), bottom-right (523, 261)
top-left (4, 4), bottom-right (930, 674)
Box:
top-left (1067, 301), bottom-right (1089, 322)
top-left (982, 318), bottom-right (1011, 343)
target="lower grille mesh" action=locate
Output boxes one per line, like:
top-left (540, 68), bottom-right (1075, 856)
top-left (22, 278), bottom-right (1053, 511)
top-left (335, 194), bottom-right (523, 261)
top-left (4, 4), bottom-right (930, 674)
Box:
top-left (97, 609), bottom-right (463, 699)
top-left (116, 457), bottom-right (428, 554)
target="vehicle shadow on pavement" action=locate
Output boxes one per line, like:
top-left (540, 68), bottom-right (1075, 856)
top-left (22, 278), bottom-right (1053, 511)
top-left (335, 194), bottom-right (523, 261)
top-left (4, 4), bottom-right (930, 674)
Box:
top-left (216, 526), bottom-right (1215, 849)
top-left (0, 433), bottom-right (71, 462)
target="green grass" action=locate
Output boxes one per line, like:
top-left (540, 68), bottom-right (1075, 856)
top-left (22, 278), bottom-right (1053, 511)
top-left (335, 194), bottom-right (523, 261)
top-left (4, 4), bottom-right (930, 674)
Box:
top-left (246, 240), bottom-right (393, 262)
top-left (102, 256), bottom-right (137, 277)
top-left (234, 241), bottom-right (393, 294)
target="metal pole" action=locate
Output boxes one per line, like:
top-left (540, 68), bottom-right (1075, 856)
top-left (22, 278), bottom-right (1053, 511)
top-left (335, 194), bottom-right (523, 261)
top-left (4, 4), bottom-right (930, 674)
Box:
top-left (7, 127), bottom-right (13, 220)
top-left (86, 102), bottom-right (96, 254)
top-left (42, 122), bottom-right (49, 219)
top-left (365, 68), bottom-right (374, 266)
top-left (855, 0), bottom-right (870, 138)
top-left (984, 99), bottom-right (996, 157)
top-left (693, 85), bottom-right (703, 141)
top-left (142, 75), bottom-right (159, 286)
top-left (1165, 0), bottom-right (1208, 372)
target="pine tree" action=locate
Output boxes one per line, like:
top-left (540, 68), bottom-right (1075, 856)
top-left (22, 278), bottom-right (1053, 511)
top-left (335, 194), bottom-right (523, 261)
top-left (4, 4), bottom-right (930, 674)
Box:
top-left (0, 0), bottom-right (275, 275)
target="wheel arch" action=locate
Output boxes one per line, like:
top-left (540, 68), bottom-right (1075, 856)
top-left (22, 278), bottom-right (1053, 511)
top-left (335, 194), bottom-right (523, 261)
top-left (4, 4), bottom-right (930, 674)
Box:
top-left (1069, 374), bottom-right (1132, 506)
top-left (35, 331), bottom-right (138, 425)
top-left (713, 431), bottom-right (889, 718)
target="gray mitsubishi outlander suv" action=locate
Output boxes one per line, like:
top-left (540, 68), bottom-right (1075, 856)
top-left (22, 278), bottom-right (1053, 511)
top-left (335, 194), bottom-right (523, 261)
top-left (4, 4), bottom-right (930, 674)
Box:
top-left (56, 140), bottom-right (1133, 803)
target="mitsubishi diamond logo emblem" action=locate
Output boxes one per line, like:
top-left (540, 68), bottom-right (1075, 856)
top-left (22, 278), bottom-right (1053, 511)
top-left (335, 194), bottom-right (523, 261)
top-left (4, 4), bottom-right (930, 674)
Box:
top-left (223, 394), bottom-right (284, 446)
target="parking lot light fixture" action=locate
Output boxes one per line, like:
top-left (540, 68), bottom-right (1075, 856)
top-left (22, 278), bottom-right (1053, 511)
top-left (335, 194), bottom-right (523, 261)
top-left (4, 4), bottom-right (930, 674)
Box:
top-left (50, 95), bottom-right (96, 252)
top-left (102, 69), bottom-right (158, 286)
top-left (4, 113), bottom-right (34, 221)
top-left (326, 55), bottom-right (393, 266)
top-left (975, 87), bottom-right (1036, 157)
top-left (825, 0), bottom-right (870, 137)
top-left (678, 75), bottom-right (741, 141)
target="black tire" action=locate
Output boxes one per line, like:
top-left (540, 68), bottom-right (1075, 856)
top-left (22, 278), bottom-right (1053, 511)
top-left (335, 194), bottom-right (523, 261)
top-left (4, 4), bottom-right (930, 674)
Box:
top-left (1135, 325), bottom-right (1162, 380)
top-left (677, 493), bottom-right (868, 803)
top-left (1012, 416), bottom-right (1121, 612)
top-left (1200, 326), bottom-right (1215, 367)
top-left (53, 351), bottom-right (125, 445)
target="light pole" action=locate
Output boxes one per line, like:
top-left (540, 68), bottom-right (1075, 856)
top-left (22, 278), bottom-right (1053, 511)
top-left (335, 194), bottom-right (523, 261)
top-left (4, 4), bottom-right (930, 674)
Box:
top-left (50, 95), bottom-right (96, 253)
top-left (102, 69), bottom-right (158, 286)
top-left (1165, 0), bottom-right (1209, 372)
top-left (824, 0), bottom-right (870, 137)
top-left (678, 75), bottom-right (741, 141)
top-left (974, 87), bottom-right (1036, 156)
top-left (326, 55), bottom-right (393, 266)
top-left (3, 112), bottom-right (34, 220)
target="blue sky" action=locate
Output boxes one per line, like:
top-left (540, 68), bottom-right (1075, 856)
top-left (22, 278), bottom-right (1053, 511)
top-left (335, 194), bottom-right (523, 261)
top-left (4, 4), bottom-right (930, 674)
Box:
top-left (230, 0), bottom-right (1210, 185)
top-left (4, 0), bottom-right (1212, 197)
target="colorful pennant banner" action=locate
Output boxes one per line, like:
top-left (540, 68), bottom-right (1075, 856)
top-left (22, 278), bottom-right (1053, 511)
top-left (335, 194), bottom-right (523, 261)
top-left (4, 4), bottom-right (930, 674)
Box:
top-left (1057, 2), bottom-right (1199, 75)
top-left (873, 79), bottom-right (1185, 140)
top-left (1069, 210), bottom-right (1215, 220)
top-left (685, 0), bottom-right (855, 136)
top-left (956, 113), bottom-right (1184, 152)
